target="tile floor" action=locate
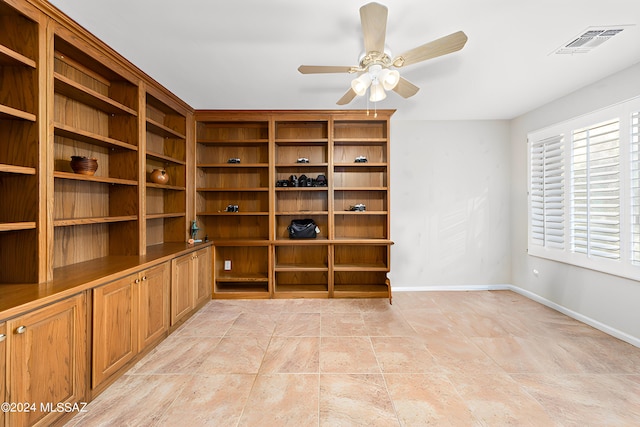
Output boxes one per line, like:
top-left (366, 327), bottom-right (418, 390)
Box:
top-left (65, 291), bottom-right (640, 426)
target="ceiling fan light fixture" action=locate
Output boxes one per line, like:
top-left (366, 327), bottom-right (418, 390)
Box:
top-left (379, 68), bottom-right (400, 91)
top-left (369, 81), bottom-right (387, 102)
top-left (351, 73), bottom-right (372, 96)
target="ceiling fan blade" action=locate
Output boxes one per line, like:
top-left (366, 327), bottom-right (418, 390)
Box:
top-left (298, 65), bottom-right (356, 74)
top-left (393, 31), bottom-right (468, 68)
top-left (336, 88), bottom-right (357, 105)
top-left (392, 77), bottom-right (420, 98)
top-left (360, 2), bottom-right (388, 53)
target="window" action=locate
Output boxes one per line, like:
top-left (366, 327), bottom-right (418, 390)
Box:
top-left (632, 112), bottom-right (640, 264)
top-left (530, 135), bottom-right (565, 249)
top-left (570, 119), bottom-right (620, 260)
top-left (528, 97), bottom-right (640, 280)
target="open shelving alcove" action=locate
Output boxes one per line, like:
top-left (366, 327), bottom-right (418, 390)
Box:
top-left (195, 110), bottom-right (394, 302)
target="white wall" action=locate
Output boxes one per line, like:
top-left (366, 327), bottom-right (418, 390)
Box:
top-left (389, 120), bottom-right (511, 287)
top-left (510, 62), bottom-right (640, 343)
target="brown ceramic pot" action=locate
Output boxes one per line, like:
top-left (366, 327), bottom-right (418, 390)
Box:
top-left (70, 156), bottom-right (98, 176)
top-left (150, 168), bottom-right (169, 184)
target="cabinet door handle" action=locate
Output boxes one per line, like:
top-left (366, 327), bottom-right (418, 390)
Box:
top-left (15, 326), bottom-right (27, 334)
top-left (142, 276), bottom-right (147, 281)
top-left (135, 279), bottom-right (140, 284)
top-left (0, 333), bottom-right (6, 342)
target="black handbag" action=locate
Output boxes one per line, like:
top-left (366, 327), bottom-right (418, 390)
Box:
top-left (288, 219), bottom-right (318, 239)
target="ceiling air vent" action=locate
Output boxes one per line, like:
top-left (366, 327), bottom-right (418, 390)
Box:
top-left (553, 26), bottom-right (628, 55)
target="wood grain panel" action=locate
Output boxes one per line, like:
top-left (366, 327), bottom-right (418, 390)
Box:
top-left (0, 120), bottom-right (38, 167)
top-left (7, 293), bottom-right (87, 426)
top-left (197, 143), bottom-right (268, 164)
top-left (0, 62), bottom-right (37, 115)
top-left (53, 224), bottom-right (109, 268)
top-left (92, 275), bottom-right (136, 387)
top-left (138, 263), bottom-right (169, 350)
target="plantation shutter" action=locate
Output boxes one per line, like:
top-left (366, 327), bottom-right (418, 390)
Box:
top-left (571, 119), bottom-right (620, 259)
top-left (631, 112), bottom-right (640, 263)
top-left (530, 134), bottom-right (565, 248)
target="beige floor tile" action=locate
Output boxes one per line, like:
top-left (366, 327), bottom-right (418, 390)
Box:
top-left (392, 291), bottom-right (440, 311)
top-left (173, 309), bottom-right (239, 337)
top-left (260, 336), bottom-right (320, 373)
top-left (320, 373), bottom-right (398, 426)
top-left (66, 374), bottom-right (191, 426)
top-left (225, 312), bottom-right (278, 336)
top-left (422, 333), bottom-right (503, 375)
top-left (444, 311), bottom-right (509, 338)
top-left (362, 311), bottom-right (417, 336)
top-left (471, 336), bottom-right (587, 374)
top-left (449, 372), bottom-right (558, 426)
top-left (401, 308), bottom-right (463, 337)
top-left (320, 336), bottom-right (380, 373)
top-left (156, 374), bottom-right (255, 427)
top-left (63, 291), bottom-right (640, 427)
top-left (371, 336), bottom-right (442, 373)
top-left (130, 336), bottom-right (220, 374)
top-left (274, 312), bottom-right (321, 336)
top-left (384, 373), bottom-right (477, 426)
top-left (321, 312), bottom-right (367, 336)
top-left (513, 373), bottom-right (640, 426)
top-left (197, 335), bottom-right (270, 374)
top-left (239, 374), bottom-right (319, 426)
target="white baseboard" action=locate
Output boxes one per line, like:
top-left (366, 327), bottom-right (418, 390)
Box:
top-left (393, 284), bottom-right (640, 348)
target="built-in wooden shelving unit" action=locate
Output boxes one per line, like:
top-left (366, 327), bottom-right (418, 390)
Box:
top-left (195, 111), bottom-right (393, 301)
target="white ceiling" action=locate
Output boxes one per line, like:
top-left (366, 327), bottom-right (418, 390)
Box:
top-left (48, 0), bottom-right (640, 120)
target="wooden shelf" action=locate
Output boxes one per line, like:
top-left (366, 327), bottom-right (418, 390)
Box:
top-left (274, 263), bottom-right (328, 272)
top-left (275, 138), bottom-right (328, 144)
top-left (276, 211), bottom-right (328, 215)
top-left (334, 263), bottom-right (388, 271)
top-left (146, 150), bottom-right (185, 165)
top-left (197, 211), bottom-right (269, 216)
top-left (275, 187), bottom-right (328, 192)
top-left (333, 138), bottom-right (387, 144)
top-left (146, 117), bottom-right (186, 139)
top-left (197, 187), bottom-right (268, 192)
top-left (198, 163), bottom-right (268, 168)
top-left (0, 43), bottom-right (36, 68)
top-left (0, 163), bottom-right (36, 175)
top-left (0, 222), bottom-right (37, 232)
top-left (335, 187), bottom-right (388, 191)
top-left (334, 162), bottom-right (387, 167)
top-left (197, 139), bottom-right (269, 145)
top-left (146, 182), bottom-right (185, 191)
top-left (335, 211), bottom-right (388, 215)
top-left (333, 238), bottom-right (394, 244)
top-left (54, 171), bottom-right (137, 186)
top-left (276, 163), bottom-right (329, 167)
top-left (274, 284), bottom-right (328, 294)
top-left (216, 273), bottom-right (269, 283)
top-left (54, 122), bottom-right (138, 151)
top-left (54, 72), bottom-right (137, 116)
top-left (0, 104), bottom-right (36, 121)
top-left (53, 216), bottom-right (138, 227)
top-left (146, 212), bottom-right (186, 220)
top-left (273, 237), bottom-right (330, 244)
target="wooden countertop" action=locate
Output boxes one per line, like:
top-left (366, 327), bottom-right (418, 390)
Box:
top-left (0, 242), bottom-right (212, 320)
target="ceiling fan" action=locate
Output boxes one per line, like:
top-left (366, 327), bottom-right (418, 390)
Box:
top-left (298, 2), bottom-right (468, 105)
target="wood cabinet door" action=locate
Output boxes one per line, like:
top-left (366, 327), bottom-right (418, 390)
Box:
top-left (0, 322), bottom-right (5, 427)
top-left (7, 293), bottom-right (87, 427)
top-left (138, 263), bottom-right (170, 350)
top-left (171, 254), bottom-right (193, 325)
top-left (194, 247), bottom-right (212, 306)
top-left (92, 275), bottom-right (137, 388)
